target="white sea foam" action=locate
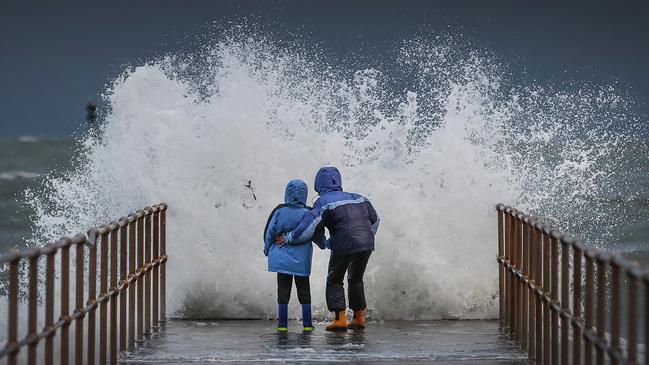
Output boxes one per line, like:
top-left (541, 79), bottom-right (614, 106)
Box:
top-left (18, 136), bottom-right (39, 143)
top-left (0, 171), bottom-right (40, 180)
top-left (23, 31), bottom-right (640, 320)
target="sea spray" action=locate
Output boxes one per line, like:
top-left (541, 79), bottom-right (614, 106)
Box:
top-left (23, 31), bottom-right (642, 320)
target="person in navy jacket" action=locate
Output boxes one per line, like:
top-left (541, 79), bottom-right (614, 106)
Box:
top-left (264, 179), bottom-right (325, 332)
top-left (276, 167), bottom-right (380, 331)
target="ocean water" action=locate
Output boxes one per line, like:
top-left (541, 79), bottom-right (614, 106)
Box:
top-left (1, 29), bottom-right (648, 322)
top-left (0, 138), bottom-right (74, 249)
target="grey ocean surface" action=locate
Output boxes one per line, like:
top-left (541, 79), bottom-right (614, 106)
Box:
top-left (0, 137), bottom-right (647, 254)
top-left (0, 138), bottom-right (75, 250)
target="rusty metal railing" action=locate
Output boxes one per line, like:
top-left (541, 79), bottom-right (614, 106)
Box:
top-left (497, 203), bottom-right (646, 364)
top-left (0, 203), bottom-right (167, 365)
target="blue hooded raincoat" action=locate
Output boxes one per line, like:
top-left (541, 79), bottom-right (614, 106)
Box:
top-left (264, 179), bottom-right (325, 276)
top-left (284, 167), bottom-right (380, 256)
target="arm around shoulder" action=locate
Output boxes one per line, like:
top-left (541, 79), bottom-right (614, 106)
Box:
top-left (286, 203), bottom-right (324, 245)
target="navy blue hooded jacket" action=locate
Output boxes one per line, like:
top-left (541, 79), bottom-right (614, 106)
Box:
top-left (264, 179), bottom-right (325, 276)
top-left (284, 167), bottom-right (379, 255)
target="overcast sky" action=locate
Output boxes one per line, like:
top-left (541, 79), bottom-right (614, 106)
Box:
top-left (1, 0), bottom-right (648, 137)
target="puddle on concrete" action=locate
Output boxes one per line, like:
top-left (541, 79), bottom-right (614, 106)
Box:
top-left (121, 320), bottom-right (527, 364)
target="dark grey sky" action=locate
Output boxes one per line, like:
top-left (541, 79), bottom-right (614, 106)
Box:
top-left (1, 0), bottom-right (648, 137)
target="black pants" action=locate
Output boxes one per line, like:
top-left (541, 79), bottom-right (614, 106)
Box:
top-left (277, 273), bottom-right (311, 304)
top-left (326, 250), bottom-right (372, 312)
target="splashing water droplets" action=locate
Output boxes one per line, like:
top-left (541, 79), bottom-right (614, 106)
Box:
top-left (25, 32), bottom-right (641, 320)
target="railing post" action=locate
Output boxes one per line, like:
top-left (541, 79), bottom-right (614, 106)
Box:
top-left (542, 230), bottom-right (550, 365)
top-left (534, 225), bottom-right (543, 363)
top-left (119, 219), bottom-right (128, 352)
top-left (512, 212), bottom-right (519, 337)
top-left (560, 238), bottom-right (569, 365)
top-left (644, 273), bottom-right (649, 365)
top-left (516, 215), bottom-right (520, 342)
top-left (508, 209), bottom-right (515, 334)
top-left (627, 268), bottom-right (640, 364)
top-left (504, 209), bottom-right (511, 331)
top-left (153, 207), bottom-right (160, 330)
top-left (549, 232), bottom-right (559, 365)
top-left (60, 239), bottom-right (71, 365)
top-left (609, 256), bottom-right (622, 365)
top-left (136, 211), bottom-right (144, 343)
top-left (28, 255), bottom-right (38, 365)
top-left (510, 210), bottom-right (517, 335)
top-left (572, 242), bottom-right (583, 365)
top-left (128, 215), bottom-right (137, 349)
top-left (45, 246), bottom-right (56, 365)
top-left (75, 238), bottom-right (85, 365)
top-left (497, 207), bottom-right (504, 328)
top-left (160, 204), bottom-right (167, 323)
top-left (99, 230), bottom-right (109, 365)
top-left (87, 231), bottom-right (98, 365)
top-left (514, 212), bottom-right (525, 340)
top-left (584, 249), bottom-right (595, 365)
top-left (521, 215), bottom-right (528, 350)
top-left (144, 207), bottom-right (152, 335)
top-left (110, 224), bottom-right (118, 365)
top-left (7, 252), bottom-right (19, 365)
top-left (527, 219), bottom-right (536, 360)
top-left (595, 255), bottom-right (608, 365)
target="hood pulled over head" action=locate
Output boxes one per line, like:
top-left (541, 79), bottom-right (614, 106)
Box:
top-left (284, 179), bottom-right (308, 207)
top-left (314, 166), bottom-right (343, 194)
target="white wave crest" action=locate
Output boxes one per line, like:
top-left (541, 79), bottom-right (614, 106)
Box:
top-left (0, 171), bottom-right (40, 180)
top-left (24, 31), bottom-right (640, 320)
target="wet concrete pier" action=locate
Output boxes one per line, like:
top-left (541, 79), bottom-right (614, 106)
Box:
top-left (121, 320), bottom-right (527, 364)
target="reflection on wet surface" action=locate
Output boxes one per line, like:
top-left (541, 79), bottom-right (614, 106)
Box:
top-left (121, 320), bottom-right (527, 364)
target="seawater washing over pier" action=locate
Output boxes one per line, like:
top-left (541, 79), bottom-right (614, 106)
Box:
top-left (0, 203), bottom-right (646, 364)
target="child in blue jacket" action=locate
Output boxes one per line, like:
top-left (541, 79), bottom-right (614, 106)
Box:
top-left (263, 179), bottom-right (325, 332)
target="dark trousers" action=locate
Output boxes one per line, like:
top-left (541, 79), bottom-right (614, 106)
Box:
top-left (326, 250), bottom-right (372, 312)
top-left (277, 273), bottom-right (311, 304)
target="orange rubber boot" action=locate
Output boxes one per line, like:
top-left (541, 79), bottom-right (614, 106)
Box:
top-left (325, 310), bottom-right (347, 331)
top-left (347, 309), bottom-right (366, 329)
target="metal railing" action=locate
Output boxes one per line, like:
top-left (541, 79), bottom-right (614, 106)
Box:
top-left (497, 203), bottom-right (646, 364)
top-left (0, 203), bottom-right (167, 365)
